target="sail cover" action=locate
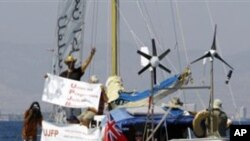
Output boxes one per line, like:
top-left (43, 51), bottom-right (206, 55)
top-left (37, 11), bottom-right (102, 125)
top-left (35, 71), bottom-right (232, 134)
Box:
top-left (53, 0), bottom-right (87, 74)
top-left (101, 107), bottom-right (193, 131)
top-left (118, 75), bottom-right (179, 102)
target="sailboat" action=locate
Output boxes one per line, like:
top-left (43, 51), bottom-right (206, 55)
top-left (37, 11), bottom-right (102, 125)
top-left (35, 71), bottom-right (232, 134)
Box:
top-left (40, 0), bottom-right (234, 141)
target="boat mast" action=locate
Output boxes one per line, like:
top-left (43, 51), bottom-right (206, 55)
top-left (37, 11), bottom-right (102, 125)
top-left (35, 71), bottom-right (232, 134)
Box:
top-left (111, 0), bottom-right (119, 76)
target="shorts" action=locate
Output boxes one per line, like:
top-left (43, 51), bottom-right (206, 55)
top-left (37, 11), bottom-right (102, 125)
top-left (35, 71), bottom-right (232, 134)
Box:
top-left (78, 110), bottom-right (96, 121)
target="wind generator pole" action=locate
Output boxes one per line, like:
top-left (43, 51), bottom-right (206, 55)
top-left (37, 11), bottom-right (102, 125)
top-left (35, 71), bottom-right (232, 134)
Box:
top-left (150, 69), bottom-right (155, 141)
top-left (209, 59), bottom-right (214, 136)
top-left (111, 0), bottom-right (119, 76)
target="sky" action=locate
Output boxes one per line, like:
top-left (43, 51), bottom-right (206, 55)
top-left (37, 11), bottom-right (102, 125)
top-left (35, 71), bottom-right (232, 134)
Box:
top-left (0, 0), bottom-right (250, 118)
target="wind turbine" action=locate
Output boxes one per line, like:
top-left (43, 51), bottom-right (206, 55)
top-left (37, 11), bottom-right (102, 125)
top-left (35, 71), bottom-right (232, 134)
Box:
top-left (137, 39), bottom-right (171, 83)
top-left (137, 38), bottom-right (171, 141)
top-left (191, 24), bottom-right (233, 70)
top-left (190, 24), bottom-right (234, 136)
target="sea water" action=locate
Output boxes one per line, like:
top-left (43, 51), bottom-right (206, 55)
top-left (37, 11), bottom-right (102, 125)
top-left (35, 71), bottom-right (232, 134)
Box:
top-left (0, 121), bottom-right (41, 141)
top-left (0, 121), bottom-right (23, 141)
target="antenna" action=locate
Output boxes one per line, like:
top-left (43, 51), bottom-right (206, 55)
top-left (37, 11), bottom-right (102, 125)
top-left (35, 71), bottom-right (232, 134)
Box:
top-left (137, 38), bottom-right (171, 141)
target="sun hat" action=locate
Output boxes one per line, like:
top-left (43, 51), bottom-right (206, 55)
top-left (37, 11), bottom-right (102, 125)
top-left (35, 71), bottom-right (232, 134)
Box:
top-left (64, 55), bottom-right (77, 63)
top-left (165, 97), bottom-right (184, 108)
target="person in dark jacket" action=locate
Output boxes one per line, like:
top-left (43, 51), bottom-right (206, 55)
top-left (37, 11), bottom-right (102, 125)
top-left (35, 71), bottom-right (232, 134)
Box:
top-left (22, 101), bottom-right (43, 141)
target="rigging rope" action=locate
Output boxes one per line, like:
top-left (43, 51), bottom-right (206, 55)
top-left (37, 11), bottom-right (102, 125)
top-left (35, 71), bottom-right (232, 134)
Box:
top-left (137, 0), bottom-right (155, 40)
top-left (171, 0), bottom-right (208, 109)
top-left (169, 0), bottom-right (186, 101)
top-left (114, 1), bottom-right (180, 77)
top-left (173, 0), bottom-right (190, 65)
top-left (117, 2), bottom-right (144, 48)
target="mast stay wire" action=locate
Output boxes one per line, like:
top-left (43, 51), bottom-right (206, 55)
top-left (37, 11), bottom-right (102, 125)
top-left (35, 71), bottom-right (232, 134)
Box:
top-left (205, 1), bottom-right (238, 116)
top-left (172, 0), bottom-right (190, 65)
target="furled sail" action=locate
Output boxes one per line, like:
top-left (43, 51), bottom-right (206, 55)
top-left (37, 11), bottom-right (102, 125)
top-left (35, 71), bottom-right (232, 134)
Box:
top-left (50, 0), bottom-right (87, 123)
top-left (53, 0), bottom-right (87, 74)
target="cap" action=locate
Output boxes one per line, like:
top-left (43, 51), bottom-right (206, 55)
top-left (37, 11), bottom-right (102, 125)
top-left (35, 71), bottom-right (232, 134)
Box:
top-left (90, 75), bottom-right (99, 83)
top-left (213, 99), bottom-right (222, 110)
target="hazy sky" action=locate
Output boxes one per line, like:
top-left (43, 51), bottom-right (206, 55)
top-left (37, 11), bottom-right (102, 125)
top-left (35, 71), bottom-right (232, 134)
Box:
top-left (0, 0), bottom-right (250, 118)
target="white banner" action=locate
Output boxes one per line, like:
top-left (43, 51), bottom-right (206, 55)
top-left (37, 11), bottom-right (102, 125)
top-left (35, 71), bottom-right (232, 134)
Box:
top-left (54, 0), bottom-right (87, 74)
top-left (42, 73), bottom-right (101, 110)
top-left (41, 120), bottom-right (101, 141)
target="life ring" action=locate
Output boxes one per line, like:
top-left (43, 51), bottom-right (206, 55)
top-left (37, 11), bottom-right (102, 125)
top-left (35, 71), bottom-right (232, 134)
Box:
top-left (192, 110), bottom-right (209, 137)
top-left (192, 110), bottom-right (219, 138)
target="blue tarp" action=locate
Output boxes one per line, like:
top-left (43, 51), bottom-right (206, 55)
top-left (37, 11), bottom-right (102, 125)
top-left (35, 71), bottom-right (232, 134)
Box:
top-left (108, 107), bottom-right (194, 128)
top-left (118, 75), bottom-right (179, 102)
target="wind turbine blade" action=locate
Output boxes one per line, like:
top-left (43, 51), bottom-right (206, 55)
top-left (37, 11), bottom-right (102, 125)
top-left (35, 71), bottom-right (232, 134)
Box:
top-left (159, 63), bottom-right (171, 73)
top-left (137, 50), bottom-right (151, 60)
top-left (191, 52), bottom-right (211, 64)
top-left (152, 39), bottom-right (157, 56)
top-left (211, 24), bottom-right (217, 50)
top-left (159, 49), bottom-right (171, 60)
top-left (153, 67), bottom-right (157, 84)
top-left (138, 64), bottom-right (151, 75)
top-left (214, 53), bottom-right (234, 70)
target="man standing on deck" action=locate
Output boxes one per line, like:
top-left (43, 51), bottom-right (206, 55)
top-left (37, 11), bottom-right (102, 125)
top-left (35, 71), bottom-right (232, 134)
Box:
top-left (78, 75), bottom-right (108, 127)
top-left (60, 48), bottom-right (96, 123)
top-left (206, 99), bottom-right (229, 137)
